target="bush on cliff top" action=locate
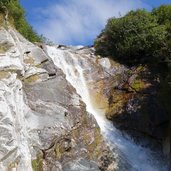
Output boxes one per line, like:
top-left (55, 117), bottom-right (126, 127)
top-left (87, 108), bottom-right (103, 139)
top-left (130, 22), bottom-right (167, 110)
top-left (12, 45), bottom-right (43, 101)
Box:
top-left (94, 5), bottom-right (171, 122)
top-left (94, 5), bottom-right (171, 70)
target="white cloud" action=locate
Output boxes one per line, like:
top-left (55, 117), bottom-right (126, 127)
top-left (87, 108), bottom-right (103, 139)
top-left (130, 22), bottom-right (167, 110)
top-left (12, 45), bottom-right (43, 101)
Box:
top-left (33, 0), bottom-right (150, 45)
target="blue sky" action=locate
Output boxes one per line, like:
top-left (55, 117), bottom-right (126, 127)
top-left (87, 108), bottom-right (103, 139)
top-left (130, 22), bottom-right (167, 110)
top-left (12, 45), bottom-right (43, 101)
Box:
top-left (20, 0), bottom-right (171, 45)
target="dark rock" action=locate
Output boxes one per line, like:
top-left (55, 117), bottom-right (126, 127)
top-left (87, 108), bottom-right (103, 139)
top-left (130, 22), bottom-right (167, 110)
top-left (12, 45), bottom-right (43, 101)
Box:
top-left (106, 66), bottom-right (170, 151)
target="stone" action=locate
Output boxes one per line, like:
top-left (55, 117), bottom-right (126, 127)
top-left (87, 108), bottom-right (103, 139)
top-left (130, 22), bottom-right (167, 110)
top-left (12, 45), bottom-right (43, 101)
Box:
top-left (0, 27), bottom-right (114, 171)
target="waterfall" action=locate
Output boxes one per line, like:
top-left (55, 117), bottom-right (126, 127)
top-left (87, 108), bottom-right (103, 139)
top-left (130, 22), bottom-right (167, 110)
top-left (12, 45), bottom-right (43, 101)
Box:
top-left (46, 45), bottom-right (169, 171)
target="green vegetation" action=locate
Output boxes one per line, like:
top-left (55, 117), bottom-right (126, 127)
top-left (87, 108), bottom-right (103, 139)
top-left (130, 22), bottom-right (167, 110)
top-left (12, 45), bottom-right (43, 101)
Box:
top-left (94, 7), bottom-right (171, 70)
top-left (0, 0), bottom-right (43, 42)
top-left (0, 0), bottom-right (10, 7)
top-left (24, 74), bottom-right (39, 83)
top-left (32, 153), bottom-right (43, 171)
top-left (94, 4), bottom-right (171, 99)
top-left (95, 5), bottom-right (171, 138)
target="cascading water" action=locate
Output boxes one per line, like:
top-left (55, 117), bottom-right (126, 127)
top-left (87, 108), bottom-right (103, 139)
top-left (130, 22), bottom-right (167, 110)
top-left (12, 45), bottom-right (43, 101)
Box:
top-left (46, 45), bottom-right (169, 171)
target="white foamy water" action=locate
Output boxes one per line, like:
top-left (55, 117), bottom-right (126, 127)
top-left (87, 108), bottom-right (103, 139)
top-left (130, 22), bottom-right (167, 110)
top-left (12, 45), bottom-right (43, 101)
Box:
top-left (46, 45), bottom-right (169, 171)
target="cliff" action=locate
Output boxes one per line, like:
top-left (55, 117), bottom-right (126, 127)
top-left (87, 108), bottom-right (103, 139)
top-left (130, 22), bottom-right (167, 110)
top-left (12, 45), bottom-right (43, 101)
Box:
top-left (0, 27), bottom-right (116, 171)
top-left (0, 23), bottom-right (170, 171)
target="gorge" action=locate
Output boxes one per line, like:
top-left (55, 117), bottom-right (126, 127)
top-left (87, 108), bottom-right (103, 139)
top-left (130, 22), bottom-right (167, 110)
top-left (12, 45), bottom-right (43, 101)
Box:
top-left (0, 26), bottom-right (170, 170)
top-left (0, 1), bottom-right (171, 170)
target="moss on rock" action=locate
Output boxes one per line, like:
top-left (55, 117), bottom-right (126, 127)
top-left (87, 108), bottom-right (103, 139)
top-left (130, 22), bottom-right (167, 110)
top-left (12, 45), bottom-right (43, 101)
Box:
top-left (106, 91), bottom-right (130, 119)
top-left (32, 153), bottom-right (43, 171)
top-left (24, 74), bottom-right (39, 83)
top-left (23, 55), bottom-right (35, 65)
top-left (130, 79), bottom-right (146, 92)
top-left (0, 71), bottom-right (10, 79)
top-left (0, 42), bottom-right (13, 53)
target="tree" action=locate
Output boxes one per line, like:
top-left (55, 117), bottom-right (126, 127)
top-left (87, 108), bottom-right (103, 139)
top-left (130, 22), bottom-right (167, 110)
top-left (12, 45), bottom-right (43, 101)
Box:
top-left (152, 5), bottom-right (171, 25)
top-left (152, 5), bottom-right (171, 75)
top-left (94, 9), bottom-right (168, 67)
top-left (0, 0), bottom-right (11, 18)
top-left (0, 0), bottom-right (11, 6)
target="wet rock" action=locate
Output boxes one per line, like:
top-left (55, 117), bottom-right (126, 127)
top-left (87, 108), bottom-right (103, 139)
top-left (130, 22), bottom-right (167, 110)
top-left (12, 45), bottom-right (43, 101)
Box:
top-left (105, 65), bottom-right (170, 151)
top-left (62, 158), bottom-right (99, 171)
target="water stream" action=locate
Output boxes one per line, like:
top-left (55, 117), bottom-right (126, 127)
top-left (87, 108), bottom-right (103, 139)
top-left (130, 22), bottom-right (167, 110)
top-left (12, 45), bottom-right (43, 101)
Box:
top-left (46, 45), bottom-right (169, 171)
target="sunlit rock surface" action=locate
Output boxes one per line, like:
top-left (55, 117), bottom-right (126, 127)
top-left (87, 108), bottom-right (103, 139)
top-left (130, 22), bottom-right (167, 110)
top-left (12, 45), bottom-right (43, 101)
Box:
top-left (0, 27), bottom-right (114, 171)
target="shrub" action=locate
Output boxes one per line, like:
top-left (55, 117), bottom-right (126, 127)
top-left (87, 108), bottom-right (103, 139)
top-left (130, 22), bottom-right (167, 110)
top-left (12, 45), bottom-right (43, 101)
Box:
top-left (94, 8), bottom-right (170, 69)
top-left (0, 0), bottom-right (43, 42)
top-left (152, 5), bottom-right (171, 25)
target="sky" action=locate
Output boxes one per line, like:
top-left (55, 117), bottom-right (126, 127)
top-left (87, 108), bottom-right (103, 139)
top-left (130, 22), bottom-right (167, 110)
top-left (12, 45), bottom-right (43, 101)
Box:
top-left (20, 0), bottom-right (171, 46)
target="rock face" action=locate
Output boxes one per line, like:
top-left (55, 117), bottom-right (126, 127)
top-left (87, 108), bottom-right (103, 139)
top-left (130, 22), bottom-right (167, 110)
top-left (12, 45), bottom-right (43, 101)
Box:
top-left (103, 62), bottom-right (170, 153)
top-left (45, 43), bottom-right (171, 162)
top-left (0, 26), bottom-right (170, 171)
top-left (0, 27), bottom-right (114, 171)
top-left (45, 45), bottom-right (170, 171)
